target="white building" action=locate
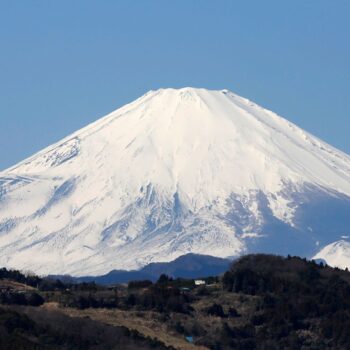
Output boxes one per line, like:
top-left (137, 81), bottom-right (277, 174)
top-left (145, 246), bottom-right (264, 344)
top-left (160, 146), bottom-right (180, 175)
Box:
top-left (194, 280), bottom-right (206, 286)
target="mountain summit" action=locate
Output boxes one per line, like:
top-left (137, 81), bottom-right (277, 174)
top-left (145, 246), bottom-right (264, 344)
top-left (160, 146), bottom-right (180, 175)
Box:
top-left (1, 88), bottom-right (350, 275)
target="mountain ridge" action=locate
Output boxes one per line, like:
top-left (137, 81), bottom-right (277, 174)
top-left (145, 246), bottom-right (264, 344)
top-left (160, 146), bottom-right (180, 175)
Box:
top-left (52, 253), bottom-right (232, 285)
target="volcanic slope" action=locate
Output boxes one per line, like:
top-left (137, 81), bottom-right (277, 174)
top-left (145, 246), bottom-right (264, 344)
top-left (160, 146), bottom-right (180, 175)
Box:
top-left (1, 88), bottom-right (350, 275)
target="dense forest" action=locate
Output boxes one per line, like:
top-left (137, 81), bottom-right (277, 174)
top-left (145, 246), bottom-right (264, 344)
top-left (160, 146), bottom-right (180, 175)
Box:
top-left (1, 254), bottom-right (350, 349)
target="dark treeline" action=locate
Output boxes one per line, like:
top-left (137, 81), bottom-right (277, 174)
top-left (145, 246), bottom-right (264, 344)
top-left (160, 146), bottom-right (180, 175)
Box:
top-left (218, 254), bottom-right (350, 349)
top-left (0, 266), bottom-right (103, 292)
top-left (0, 267), bottom-right (41, 288)
top-left (2, 255), bottom-right (350, 349)
top-left (126, 282), bottom-right (194, 314)
top-left (61, 274), bottom-right (195, 313)
top-left (0, 265), bottom-right (196, 313)
top-left (0, 291), bottom-right (44, 307)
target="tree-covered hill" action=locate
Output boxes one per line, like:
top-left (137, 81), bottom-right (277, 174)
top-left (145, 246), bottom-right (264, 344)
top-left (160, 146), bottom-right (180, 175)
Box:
top-left (1, 254), bottom-right (350, 349)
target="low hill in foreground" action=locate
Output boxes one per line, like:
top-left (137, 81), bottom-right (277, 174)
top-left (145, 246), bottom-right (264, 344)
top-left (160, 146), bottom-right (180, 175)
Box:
top-left (1, 254), bottom-right (350, 349)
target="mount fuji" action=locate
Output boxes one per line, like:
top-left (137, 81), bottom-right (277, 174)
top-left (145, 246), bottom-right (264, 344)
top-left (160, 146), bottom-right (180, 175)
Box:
top-left (1, 88), bottom-right (350, 276)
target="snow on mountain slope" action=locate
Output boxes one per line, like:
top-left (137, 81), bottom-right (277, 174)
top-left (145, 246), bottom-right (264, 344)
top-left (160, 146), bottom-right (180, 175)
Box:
top-left (313, 240), bottom-right (350, 269)
top-left (1, 87), bottom-right (350, 276)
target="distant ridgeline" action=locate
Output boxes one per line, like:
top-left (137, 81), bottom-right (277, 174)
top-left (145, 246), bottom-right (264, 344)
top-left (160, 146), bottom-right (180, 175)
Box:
top-left (51, 253), bottom-right (232, 285)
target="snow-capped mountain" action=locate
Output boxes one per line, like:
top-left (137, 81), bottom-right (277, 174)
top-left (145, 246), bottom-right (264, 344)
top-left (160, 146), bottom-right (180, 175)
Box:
top-left (313, 240), bottom-right (350, 269)
top-left (1, 87), bottom-right (350, 276)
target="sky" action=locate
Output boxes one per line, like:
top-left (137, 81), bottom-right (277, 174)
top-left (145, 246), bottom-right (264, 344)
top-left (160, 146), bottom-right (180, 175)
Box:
top-left (0, 0), bottom-right (349, 171)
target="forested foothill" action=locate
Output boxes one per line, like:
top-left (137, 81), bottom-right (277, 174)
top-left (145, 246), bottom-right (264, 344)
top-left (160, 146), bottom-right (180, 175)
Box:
top-left (1, 254), bottom-right (350, 349)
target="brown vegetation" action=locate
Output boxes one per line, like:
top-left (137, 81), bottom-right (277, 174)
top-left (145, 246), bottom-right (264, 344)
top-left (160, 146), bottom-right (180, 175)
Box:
top-left (1, 254), bottom-right (350, 349)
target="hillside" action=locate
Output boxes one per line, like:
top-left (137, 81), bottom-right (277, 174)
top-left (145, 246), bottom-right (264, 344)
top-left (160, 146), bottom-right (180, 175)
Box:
top-left (1, 254), bottom-right (350, 349)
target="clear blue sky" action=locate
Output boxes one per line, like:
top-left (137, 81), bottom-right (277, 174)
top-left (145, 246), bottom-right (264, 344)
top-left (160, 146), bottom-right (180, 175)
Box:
top-left (1, 1), bottom-right (349, 170)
